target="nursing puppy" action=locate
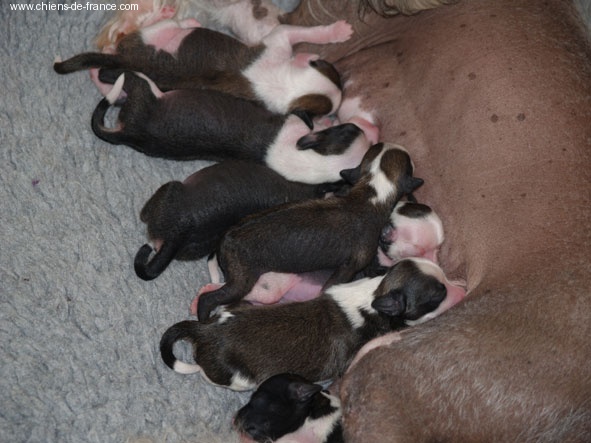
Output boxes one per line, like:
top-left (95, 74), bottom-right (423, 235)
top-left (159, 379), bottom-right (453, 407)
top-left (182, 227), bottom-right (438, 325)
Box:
top-left (160, 259), bottom-right (447, 390)
top-left (91, 71), bottom-right (372, 183)
top-left (135, 160), bottom-right (333, 281)
top-left (234, 374), bottom-right (342, 443)
top-left (196, 143), bottom-right (423, 320)
top-left (196, 200), bottom-right (444, 309)
top-left (54, 18), bottom-right (351, 117)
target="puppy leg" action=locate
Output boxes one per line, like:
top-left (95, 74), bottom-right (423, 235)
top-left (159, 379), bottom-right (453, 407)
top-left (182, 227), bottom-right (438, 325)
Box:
top-left (261, 21), bottom-right (353, 59)
top-left (190, 283), bottom-right (224, 316)
top-left (196, 274), bottom-right (258, 321)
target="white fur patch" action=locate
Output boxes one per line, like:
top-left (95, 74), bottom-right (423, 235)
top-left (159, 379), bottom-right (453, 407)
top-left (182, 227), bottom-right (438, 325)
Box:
top-left (327, 277), bottom-right (383, 328)
top-left (369, 145), bottom-right (397, 204)
top-left (173, 360), bottom-right (200, 374)
top-left (105, 73), bottom-right (125, 104)
top-left (265, 115), bottom-right (370, 184)
top-left (216, 307), bottom-right (234, 324)
top-left (243, 46), bottom-right (341, 115)
top-left (207, 254), bottom-right (223, 284)
top-left (228, 372), bottom-right (256, 391)
top-left (277, 392), bottom-right (342, 443)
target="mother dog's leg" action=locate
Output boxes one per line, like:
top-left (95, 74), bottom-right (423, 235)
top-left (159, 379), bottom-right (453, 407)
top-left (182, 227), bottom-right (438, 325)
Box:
top-left (286, 0), bottom-right (591, 440)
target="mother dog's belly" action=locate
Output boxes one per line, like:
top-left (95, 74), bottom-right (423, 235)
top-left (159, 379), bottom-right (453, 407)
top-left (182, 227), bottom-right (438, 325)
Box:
top-left (334, 0), bottom-right (591, 290)
top-left (309, 0), bottom-right (591, 440)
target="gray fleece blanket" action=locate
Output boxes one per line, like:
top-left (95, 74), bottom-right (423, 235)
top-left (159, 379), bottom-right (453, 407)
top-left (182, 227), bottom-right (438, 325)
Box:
top-left (1, 1), bottom-right (589, 443)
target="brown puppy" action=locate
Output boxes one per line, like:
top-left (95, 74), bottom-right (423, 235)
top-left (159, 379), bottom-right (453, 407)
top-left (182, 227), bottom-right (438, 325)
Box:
top-left (196, 143), bottom-right (424, 320)
top-left (284, 0), bottom-right (591, 440)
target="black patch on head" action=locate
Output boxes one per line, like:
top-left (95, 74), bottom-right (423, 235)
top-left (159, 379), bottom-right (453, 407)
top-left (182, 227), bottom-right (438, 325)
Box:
top-left (396, 201), bottom-right (433, 219)
top-left (297, 123), bottom-right (362, 155)
top-left (374, 260), bottom-right (447, 321)
top-left (234, 374), bottom-right (323, 442)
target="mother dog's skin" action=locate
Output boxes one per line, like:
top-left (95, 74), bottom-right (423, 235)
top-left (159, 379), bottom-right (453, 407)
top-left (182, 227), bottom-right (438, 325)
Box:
top-left (286, 0), bottom-right (591, 440)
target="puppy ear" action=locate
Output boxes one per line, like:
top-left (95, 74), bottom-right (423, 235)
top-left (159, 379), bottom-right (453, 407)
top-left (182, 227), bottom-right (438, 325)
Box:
top-left (291, 109), bottom-right (314, 129)
top-left (404, 177), bottom-right (424, 194)
top-left (340, 165), bottom-right (362, 185)
top-left (372, 290), bottom-right (406, 316)
top-left (288, 381), bottom-right (323, 402)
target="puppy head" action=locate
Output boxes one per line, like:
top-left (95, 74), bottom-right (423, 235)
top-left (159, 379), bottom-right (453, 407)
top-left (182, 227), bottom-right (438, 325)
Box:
top-left (234, 373), bottom-right (323, 442)
top-left (371, 258), bottom-right (447, 321)
top-left (340, 143), bottom-right (424, 203)
top-left (379, 201), bottom-right (444, 264)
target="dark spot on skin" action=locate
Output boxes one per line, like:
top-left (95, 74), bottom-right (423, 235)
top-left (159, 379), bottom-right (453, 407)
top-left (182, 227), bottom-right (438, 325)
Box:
top-left (562, 148), bottom-right (567, 152)
top-left (468, 72), bottom-right (476, 80)
top-left (481, 194), bottom-right (486, 198)
top-left (490, 114), bottom-right (499, 123)
top-left (520, 193), bottom-right (526, 198)
top-left (517, 113), bottom-right (526, 121)
top-left (399, 131), bottom-right (407, 136)
top-left (22, 277), bottom-right (30, 282)
top-left (490, 14), bottom-right (497, 18)
top-left (32, 179), bottom-right (40, 186)
top-left (397, 51), bottom-right (404, 57)
top-left (383, 82), bottom-right (390, 88)
top-left (460, 23), bottom-right (466, 28)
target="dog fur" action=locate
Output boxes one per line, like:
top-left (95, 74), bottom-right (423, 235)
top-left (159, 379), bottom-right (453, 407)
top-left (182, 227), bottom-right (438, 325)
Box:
top-left (55, 17), bottom-right (350, 118)
top-left (90, 71), bottom-right (371, 183)
top-left (196, 142), bottom-right (424, 320)
top-left (234, 373), bottom-right (342, 443)
top-left (134, 160), bottom-right (336, 281)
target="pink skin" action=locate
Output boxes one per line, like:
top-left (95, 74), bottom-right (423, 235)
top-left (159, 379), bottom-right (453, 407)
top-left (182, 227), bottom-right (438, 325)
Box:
top-left (378, 218), bottom-right (443, 266)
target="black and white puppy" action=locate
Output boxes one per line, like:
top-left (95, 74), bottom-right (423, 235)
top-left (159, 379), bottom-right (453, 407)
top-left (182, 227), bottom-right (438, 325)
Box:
top-left (196, 143), bottom-right (424, 320)
top-left (91, 71), bottom-right (371, 184)
top-left (234, 373), bottom-right (342, 443)
top-left (160, 258), bottom-right (446, 390)
top-left (55, 18), bottom-right (351, 118)
top-left (135, 160), bottom-right (336, 281)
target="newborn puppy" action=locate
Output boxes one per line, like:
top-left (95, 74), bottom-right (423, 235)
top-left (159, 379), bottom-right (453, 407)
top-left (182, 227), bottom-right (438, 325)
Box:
top-left (195, 200), bottom-right (443, 310)
top-left (234, 373), bottom-right (342, 443)
top-left (91, 71), bottom-right (372, 183)
top-left (135, 160), bottom-right (333, 281)
top-left (160, 258), bottom-right (446, 390)
top-left (197, 143), bottom-right (424, 320)
top-left (55, 18), bottom-right (351, 118)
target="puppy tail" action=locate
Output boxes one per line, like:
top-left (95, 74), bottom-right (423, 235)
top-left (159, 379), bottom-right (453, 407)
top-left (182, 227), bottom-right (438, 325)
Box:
top-left (134, 241), bottom-right (180, 281)
top-left (160, 320), bottom-right (201, 375)
top-left (53, 52), bottom-right (122, 74)
top-left (91, 98), bottom-right (124, 145)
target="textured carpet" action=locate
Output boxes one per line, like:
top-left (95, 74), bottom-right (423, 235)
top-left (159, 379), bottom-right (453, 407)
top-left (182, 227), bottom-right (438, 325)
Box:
top-left (1, 1), bottom-right (589, 443)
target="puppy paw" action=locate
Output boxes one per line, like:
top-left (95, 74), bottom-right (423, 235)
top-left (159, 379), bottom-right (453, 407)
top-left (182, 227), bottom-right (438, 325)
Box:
top-left (190, 283), bottom-right (225, 316)
top-left (329, 20), bottom-right (353, 43)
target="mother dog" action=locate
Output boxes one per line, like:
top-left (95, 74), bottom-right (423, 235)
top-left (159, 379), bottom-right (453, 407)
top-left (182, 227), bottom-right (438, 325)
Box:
top-left (285, 0), bottom-right (591, 440)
